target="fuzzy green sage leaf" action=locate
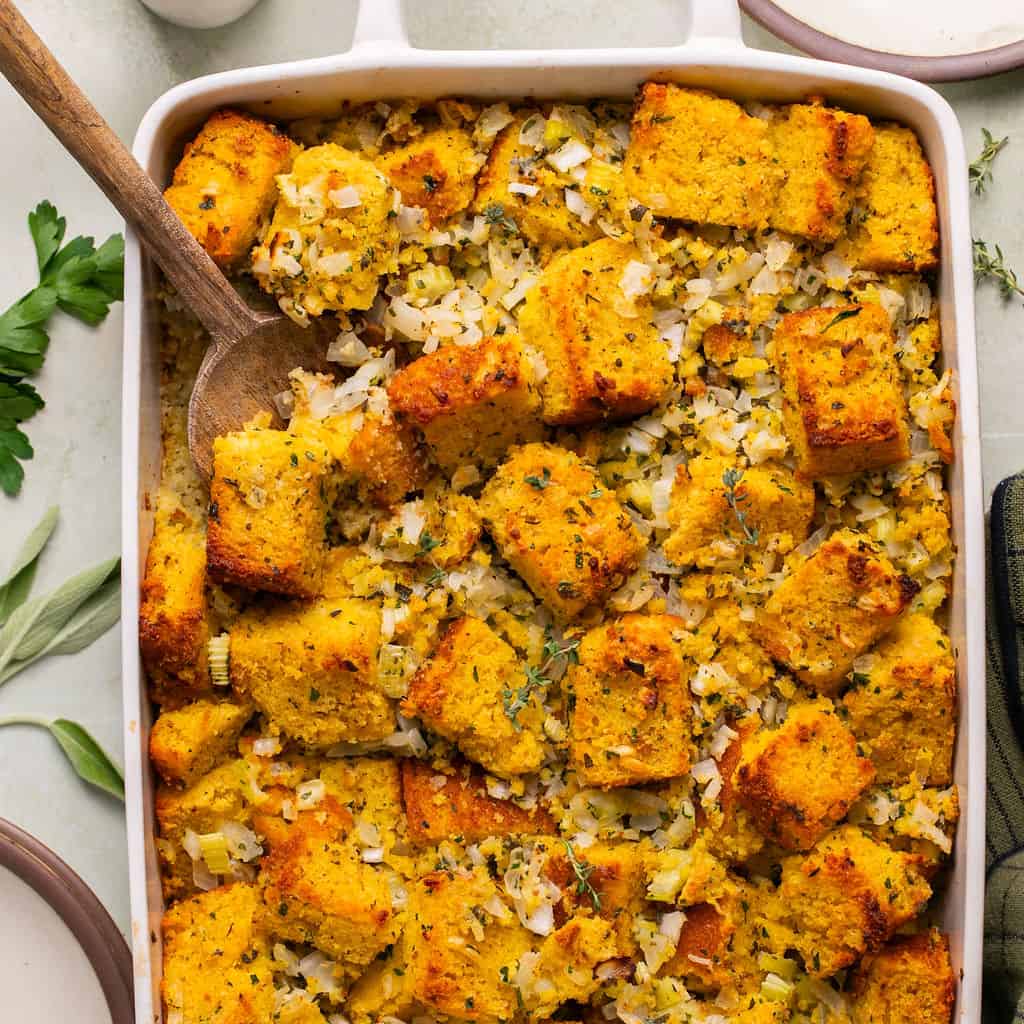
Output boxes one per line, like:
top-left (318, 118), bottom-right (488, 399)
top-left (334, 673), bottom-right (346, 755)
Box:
top-left (0, 504), bottom-right (58, 623)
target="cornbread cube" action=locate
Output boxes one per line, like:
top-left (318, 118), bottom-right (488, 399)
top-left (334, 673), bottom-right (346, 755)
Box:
top-left (161, 884), bottom-right (275, 1024)
top-left (140, 505), bottom-right (210, 702)
top-left (704, 719), bottom-right (767, 864)
top-left (378, 127), bottom-right (480, 227)
top-left (658, 901), bottom-right (734, 990)
top-left (164, 109), bottom-right (297, 268)
top-left (345, 938), bottom-right (416, 1024)
top-left (401, 759), bottom-right (556, 846)
top-left (735, 701), bottom-right (875, 850)
top-left (663, 454), bottom-right (815, 568)
top-left (838, 123), bottom-right (939, 273)
top-left (479, 443), bottom-right (647, 620)
top-left (772, 303), bottom-right (911, 478)
top-left (849, 929), bottom-right (954, 1024)
top-left (754, 529), bottom-right (917, 692)
top-left (206, 426), bottom-right (334, 598)
top-left (252, 144), bottom-right (399, 318)
top-left (780, 826), bottom-right (931, 977)
top-left (259, 813), bottom-right (399, 972)
top-left (769, 102), bottom-right (875, 242)
top-left (149, 699), bottom-right (251, 786)
top-left (402, 616), bottom-right (545, 778)
top-left (230, 596), bottom-right (390, 748)
top-left (842, 613), bottom-right (956, 786)
top-left (387, 336), bottom-right (543, 471)
top-left (568, 613), bottom-right (693, 789)
top-left (473, 116), bottom-right (602, 252)
top-left (406, 867), bottom-right (533, 1023)
top-left (624, 83), bottom-right (781, 230)
top-left (518, 239), bottom-right (673, 425)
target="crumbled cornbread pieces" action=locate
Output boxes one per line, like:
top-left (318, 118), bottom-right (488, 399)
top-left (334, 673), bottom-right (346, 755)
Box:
top-left (843, 613), bottom-right (957, 785)
top-left (161, 883), bottom-right (275, 1024)
top-left (230, 596), bottom-right (391, 748)
top-left (769, 102), bottom-right (875, 242)
top-left (164, 109), bottom-right (297, 269)
top-left (518, 238), bottom-right (673, 425)
top-left (259, 812), bottom-right (399, 973)
top-left (401, 759), bottom-right (555, 846)
top-left (735, 700), bottom-right (875, 850)
top-left (568, 613), bottom-right (692, 789)
top-left (149, 699), bottom-right (251, 786)
top-left (402, 616), bottom-right (546, 778)
top-left (378, 127), bottom-right (480, 227)
top-left (657, 901), bottom-right (734, 991)
top-left (780, 826), bottom-right (931, 977)
top-left (772, 303), bottom-right (911, 478)
top-left (480, 442), bottom-right (646, 620)
top-left (140, 505), bottom-right (210, 702)
top-left (663, 454), bottom-right (814, 568)
top-left (388, 335), bottom-right (543, 471)
top-left (206, 425), bottom-right (333, 598)
top-left (252, 143), bottom-right (399, 318)
top-left (625, 83), bottom-right (781, 230)
top-left (405, 867), bottom-right (533, 1023)
top-left (849, 929), bottom-right (955, 1024)
top-left (754, 528), bottom-right (917, 692)
top-left (839, 123), bottom-right (939, 273)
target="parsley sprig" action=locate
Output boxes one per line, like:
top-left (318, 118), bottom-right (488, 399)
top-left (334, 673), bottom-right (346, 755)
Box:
top-left (562, 840), bottom-right (601, 911)
top-left (0, 201), bottom-right (124, 495)
top-left (973, 238), bottom-right (1024, 300)
top-left (969, 128), bottom-right (1008, 195)
top-left (721, 468), bottom-right (760, 546)
top-left (501, 630), bottom-right (581, 731)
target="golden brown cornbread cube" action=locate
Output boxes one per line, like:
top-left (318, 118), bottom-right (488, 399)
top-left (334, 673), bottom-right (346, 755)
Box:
top-left (402, 616), bottom-right (546, 778)
top-left (518, 238), bottom-right (673, 425)
top-left (161, 883), bottom-right (275, 1024)
top-left (206, 426), bottom-right (334, 598)
top-left (839, 123), bottom-right (939, 273)
top-left (479, 443), bottom-right (646, 620)
top-left (780, 826), bottom-right (931, 977)
top-left (378, 127), bottom-right (480, 227)
top-left (772, 303), bottom-right (911, 478)
top-left (387, 336), bottom-right (543, 471)
top-left (703, 718), bottom-right (767, 864)
top-left (842, 613), bottom-right (956, 786)
top-left (259, 812), bottom-right (399, 973)
top-left (624, 83), bottom-right (781, 230)
top-left (663, 454), bottom-right (815, 568)
top-left (140, 505), bottom-right (210, 703)
top-left (657, 901), bottom-right (735, 991)
top-left (735, 700), bottom-right (875, 850)
top-left (769, 102), bottom-right (875, 242)
top-left (568, 613), bottom-right (693, 789)
top-left (849, 929), bottom-right (954, 1024)
top-left (319, 756), bottom-right (405, 848)
top-left (473, 116), bottom-right (603, 253)
top-left (406, 867), bottom-right (533, 1024)
top-left (164, 109), bottom-right (297, 268)
top-left (230, 596), bottom-right (391, 749)
top-left (754, 529), bottom-right (917, 692)
top-left (149, 699), bottom-right (251, 787)
top-left (401, 759), bottom-right (556, 846)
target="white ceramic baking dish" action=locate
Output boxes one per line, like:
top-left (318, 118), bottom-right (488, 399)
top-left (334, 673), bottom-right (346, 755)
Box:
top-left (120, 3), bottom-right (986, 1021)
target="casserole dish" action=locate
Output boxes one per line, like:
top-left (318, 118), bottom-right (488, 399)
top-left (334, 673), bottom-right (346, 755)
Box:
top-left (120, 2), bottom-right (985, 1021)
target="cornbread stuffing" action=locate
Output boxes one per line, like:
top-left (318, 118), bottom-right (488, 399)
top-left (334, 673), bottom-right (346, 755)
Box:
top-left (146, 84), bottom-right (957, 1024)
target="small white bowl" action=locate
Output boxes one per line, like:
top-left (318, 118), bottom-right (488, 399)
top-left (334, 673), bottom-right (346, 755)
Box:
top-left (138, 0), bottom-right (262, 30)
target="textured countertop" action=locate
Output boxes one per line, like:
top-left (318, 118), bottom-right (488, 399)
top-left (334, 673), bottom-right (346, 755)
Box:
top-left (0, 0), bottom-right (1019, 943)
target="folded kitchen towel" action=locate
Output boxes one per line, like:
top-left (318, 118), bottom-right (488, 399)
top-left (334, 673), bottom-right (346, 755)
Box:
top-left (984, 471), bottom-right (1024, 1023)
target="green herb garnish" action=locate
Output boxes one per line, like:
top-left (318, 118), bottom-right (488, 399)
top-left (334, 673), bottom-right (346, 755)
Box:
top-left (562, 840), bottom-right (601, 911)
top-left (418, 531), bottom-right (441, 554)
top-left (969, 128), bottom-right (1008, 195)
top-left (524, 467), bottom-right (552, 490)
top-left (422, 174), bottom-right (440, 194)
top-left (973, 238), bottom-right (1024, 299)
top-left (721, 468), bottom-right (759, 546)
top-left (483, 202), bottom-right (518, 234)
top-left (821, 307), bottom-right (861, 333)
top-left (502, 628), bottom-right (580, 730)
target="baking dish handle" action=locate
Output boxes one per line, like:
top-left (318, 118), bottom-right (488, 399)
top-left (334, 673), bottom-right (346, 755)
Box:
top-left (686, 0), bottom-right (745, 46)
top-left (352, 0), bottom-right (410, 51)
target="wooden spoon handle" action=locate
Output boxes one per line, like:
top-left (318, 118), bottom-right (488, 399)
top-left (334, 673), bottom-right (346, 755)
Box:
top-left (0, 0), bottom-right (257, 345)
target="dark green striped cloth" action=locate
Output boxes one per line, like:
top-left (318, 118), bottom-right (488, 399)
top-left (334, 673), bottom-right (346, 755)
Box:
top-left (985, 473), bottom-right (1024, 1023)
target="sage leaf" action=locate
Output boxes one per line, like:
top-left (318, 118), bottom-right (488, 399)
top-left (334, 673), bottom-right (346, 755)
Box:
top-left (48, 718), bottom-right (124, 800)
top-left (0, 505), bottom-right (58, 623)
top-left (0, 556), bottom-right (119, 674)
top-left (42, 577), bottom-right (120, 657)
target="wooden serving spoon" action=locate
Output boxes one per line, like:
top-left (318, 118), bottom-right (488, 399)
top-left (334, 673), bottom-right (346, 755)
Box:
top-left (0, 0), bottom-right (334, 479)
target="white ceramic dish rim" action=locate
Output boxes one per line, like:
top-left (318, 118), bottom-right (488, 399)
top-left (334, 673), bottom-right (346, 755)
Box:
top-left (120, 4), bottom-right (986, 1022)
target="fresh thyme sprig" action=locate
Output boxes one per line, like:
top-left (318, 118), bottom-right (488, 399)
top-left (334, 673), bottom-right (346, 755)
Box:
top-left (562, 840), bottom-right (601, 911)
top-left (969, 128), bottom-right (1008, 195)
top-left (501, 629), bottom-right (581, 730)
top-left (721, 468), bottom-right (760, 546)
top-left (973, 239), bottom-right (1024, 300)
